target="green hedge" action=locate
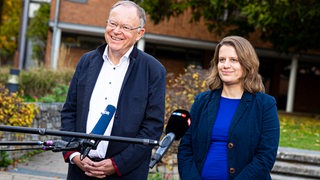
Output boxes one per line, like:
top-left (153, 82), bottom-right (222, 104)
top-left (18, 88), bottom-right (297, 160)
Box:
top-left (0, 67), bottom-right (74, 98)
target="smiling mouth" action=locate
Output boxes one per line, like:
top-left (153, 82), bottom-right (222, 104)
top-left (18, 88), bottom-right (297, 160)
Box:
top-left (221, 71), bottom-right (233, 74)
top-left (111, 36), bottom-right (123, 41)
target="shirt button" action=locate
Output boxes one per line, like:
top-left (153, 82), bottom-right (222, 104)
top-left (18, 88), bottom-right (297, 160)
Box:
top-left (228, 142), bottom-right (234, 149)
top-left (229, 168), bottom-right (235, 174)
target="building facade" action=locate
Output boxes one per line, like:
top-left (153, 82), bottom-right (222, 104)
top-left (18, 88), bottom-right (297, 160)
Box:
top-left (45, 0), bottom-right (320, 114)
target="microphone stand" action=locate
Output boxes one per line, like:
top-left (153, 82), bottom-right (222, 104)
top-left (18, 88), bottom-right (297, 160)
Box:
top-left (0, 139), bottom-right (81, 152)
top-left (0, 141), bottom-right (43, 146)
top-left (0, 125), bottom-right (159, 146)
top-left (0, 125), bottom-right (159, 160)
top-left (0, 141), bottom-right (45, 151)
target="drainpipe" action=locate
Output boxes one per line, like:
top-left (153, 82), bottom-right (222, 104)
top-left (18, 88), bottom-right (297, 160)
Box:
top-left (286, 55), bottom-right (299, 112)
top-left (137, 37), bottom-right (145, 51)
top-left (50, 0), bottom-right (61, 70)
top-left (18, 0), bottom-right (30, 70)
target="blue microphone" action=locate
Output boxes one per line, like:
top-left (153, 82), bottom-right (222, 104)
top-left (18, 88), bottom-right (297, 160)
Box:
top-left (80, 104), bottom-right (116, 160)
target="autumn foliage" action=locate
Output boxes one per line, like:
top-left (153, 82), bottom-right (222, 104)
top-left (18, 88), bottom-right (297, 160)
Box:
top-left (0, 83), bottom-right (39, 127)
top-left (165, 65), bottom-right (209, 123)
top-left (0, 0), bottom-right (22, 58)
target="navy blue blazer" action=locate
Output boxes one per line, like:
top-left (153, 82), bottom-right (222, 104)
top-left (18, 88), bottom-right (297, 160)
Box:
top-left (178, 89), bottom-right (280, 180)
top-left (61, 44), bottom-right (166, 179)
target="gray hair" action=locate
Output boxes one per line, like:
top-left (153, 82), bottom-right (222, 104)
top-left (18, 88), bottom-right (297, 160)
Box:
top-left (110, 0), bottom-right (146, 28)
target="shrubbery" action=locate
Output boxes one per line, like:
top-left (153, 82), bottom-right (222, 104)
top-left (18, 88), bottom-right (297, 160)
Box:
top-left (165, 65), bottom-right (209, 121)
top-left (0, 83), bottom-right (39, 127)
top-left (0, 67), bottom-right (74, 101)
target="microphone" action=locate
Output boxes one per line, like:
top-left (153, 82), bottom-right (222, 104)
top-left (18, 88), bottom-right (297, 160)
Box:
top-left (165, 109), bottom-right (191, 140)
top-left (149, 109), bottom-right (191, 168)
top-left (149, 133), bottom-right (175, 168)
top-left (80, 104), bottom-right (116, 160)
top-left (43, 139), bottom-right (80, 152)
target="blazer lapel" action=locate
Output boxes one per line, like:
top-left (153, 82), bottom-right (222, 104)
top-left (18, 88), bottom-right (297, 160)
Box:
top-left (80, 51), bottom-right (104, 132)
top-left (118, 46), bottom-right (138, 96)
top-left (85, 59), bottom-right (103, 99)
top-left (228, 92), bottom-right (252, 133)
top-left (206, 90), bottom-right (221, 141)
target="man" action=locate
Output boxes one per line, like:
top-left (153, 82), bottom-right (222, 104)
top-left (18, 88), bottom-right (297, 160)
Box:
top-left (60, 1), bottom-right (166, 179)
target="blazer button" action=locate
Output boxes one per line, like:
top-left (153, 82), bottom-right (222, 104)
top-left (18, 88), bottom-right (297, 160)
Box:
top-left (229, 168), bottom-right (235, 174)
top-left (114, 114), bottom-right (118, 119)
top-left (227, 142), bottom-right (234, 149)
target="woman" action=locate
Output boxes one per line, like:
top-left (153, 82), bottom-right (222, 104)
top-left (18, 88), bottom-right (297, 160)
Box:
top-left (178, 36), bottom-right (280, 180)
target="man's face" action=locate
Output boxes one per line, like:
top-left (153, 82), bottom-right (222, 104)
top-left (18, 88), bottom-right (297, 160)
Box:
top-left (105, 5), bottom-right (145, 57)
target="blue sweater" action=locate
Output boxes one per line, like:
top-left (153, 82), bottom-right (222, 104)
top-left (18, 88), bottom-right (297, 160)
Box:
top-left (201, 97), bottom-right (240, 180)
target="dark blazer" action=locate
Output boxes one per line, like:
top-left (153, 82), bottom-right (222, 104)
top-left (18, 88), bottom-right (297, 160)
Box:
top-left (178, 89), bottom-right (280, 180)
top-left (61, 44), bottom-right (166, 180)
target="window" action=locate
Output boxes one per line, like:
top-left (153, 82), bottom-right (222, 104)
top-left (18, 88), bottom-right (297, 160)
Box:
top-left (67, 0), bottom-right (87, 3)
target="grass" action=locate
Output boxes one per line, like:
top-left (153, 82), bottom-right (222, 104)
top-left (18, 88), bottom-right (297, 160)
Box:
top-left (279, 113), bottom-right (320, 151)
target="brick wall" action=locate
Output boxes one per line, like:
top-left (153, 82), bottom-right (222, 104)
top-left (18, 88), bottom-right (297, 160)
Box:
top-left (50, 0), bottom-right (270, 47)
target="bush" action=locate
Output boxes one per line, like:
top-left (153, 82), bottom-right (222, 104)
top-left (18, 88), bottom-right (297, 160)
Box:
top-left (165, 65), bottom-right (209, 122)
top-left (37, 84), bottom-right (69, 103)
top-left (0, 67), bottom-right (9, 84)
top-left (161, 65), bottom-right (209, 166)
top-left (0, 83), bottom-right (39, 127)
top-left (0, 151), bottom-right (13, 169)
top-left (0, 67), bottom-right (74, 99)
top-left (19, 67), bottom-right (73, 98)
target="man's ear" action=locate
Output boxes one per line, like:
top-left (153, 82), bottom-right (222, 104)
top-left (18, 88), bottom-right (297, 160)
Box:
top-left (136, 28), bottom-right (145, 41)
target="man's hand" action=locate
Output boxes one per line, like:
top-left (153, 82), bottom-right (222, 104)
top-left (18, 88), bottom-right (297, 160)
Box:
top-left (72, 155), bottom-right (116, 179)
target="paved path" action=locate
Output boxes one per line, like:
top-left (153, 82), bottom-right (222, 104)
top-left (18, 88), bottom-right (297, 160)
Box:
top-left (0, 151), bottom-right (68, 180)
top-left (2, 147), bottom-right (319, 180)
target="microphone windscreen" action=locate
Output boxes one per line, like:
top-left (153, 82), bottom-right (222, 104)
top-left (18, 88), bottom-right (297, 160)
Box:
top-left (165, 109), bottom-right (191, 140)
top-left (91, 105), bottom-right (116, 135)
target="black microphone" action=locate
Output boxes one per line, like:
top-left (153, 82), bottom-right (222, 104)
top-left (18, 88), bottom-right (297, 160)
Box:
top-left (149, 132), bottom-right (175, 168)
top-left (80, 104), bottom-right (116, 160)
top-left (43, 140), bottom-right (80, 152)
top-left (149, 109), bottom-right (191, 168)
top-left (165, 109), bottom-right (191, 140)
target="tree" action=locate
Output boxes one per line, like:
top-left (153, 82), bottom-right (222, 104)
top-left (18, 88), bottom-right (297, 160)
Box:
top-left (26, 3), bottom-right (50, 64)
top-left (138, 0), bottom-right (320, 54)
top-left (242, 0), bottom-right (320, 53)
top-left (0, 0), bottom-right (4, 25)
top-left (0, 0), bottom-right (22, 64)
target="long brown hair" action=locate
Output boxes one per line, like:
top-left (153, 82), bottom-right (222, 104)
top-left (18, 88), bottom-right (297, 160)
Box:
top-left (206, 36), bottom-right (265, 93)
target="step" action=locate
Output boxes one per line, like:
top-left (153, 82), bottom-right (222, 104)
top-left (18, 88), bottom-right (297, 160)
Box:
top-left (272, 161), bottom-right (320, 178)
top-left (277, 147), bottom-right (320, 165)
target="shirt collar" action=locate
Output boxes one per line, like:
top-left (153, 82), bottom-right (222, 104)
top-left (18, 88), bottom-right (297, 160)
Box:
top-left (103, 45), bottom-right (133, 67)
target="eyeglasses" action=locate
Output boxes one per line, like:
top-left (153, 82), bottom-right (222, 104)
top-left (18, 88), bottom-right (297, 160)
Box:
top-left (106, 20), bottom-right (141, 32)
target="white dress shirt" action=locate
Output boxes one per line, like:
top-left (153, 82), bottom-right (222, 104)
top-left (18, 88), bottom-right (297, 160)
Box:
top-left (70, 45), bottom-right (132, 161)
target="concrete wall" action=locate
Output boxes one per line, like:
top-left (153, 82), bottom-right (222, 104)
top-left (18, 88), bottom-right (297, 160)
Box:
top-left (0, 103), bottom-right (64, 160)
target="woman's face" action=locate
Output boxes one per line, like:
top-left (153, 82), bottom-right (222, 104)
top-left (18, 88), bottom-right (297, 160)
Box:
top-left (217, 45), bottom-right (243, 87)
